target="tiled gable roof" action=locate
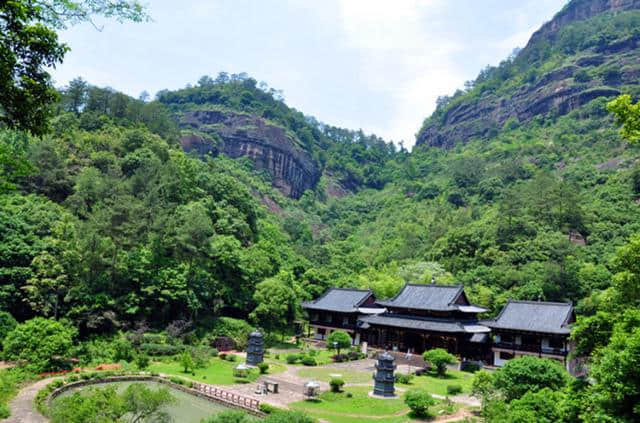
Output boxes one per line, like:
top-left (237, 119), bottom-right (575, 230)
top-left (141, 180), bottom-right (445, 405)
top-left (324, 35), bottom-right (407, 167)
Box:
top-left (484, 300), bottom-right (573, 335)
top-left (302, 288), bottom-right (373, 313)
top-left (377, 284), bottom-right (465, 311)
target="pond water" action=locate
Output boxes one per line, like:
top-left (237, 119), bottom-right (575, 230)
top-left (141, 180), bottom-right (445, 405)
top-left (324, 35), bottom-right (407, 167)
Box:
top-left (54, 380), bottom-right (235, 422)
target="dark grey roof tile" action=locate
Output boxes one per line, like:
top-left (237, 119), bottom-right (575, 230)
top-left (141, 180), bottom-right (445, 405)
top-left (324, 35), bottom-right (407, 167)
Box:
top-left (302, 288), bottom-right (373, 313)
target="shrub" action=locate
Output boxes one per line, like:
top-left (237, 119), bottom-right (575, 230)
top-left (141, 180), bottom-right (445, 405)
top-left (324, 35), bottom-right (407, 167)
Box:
top-left (404, 389), bottom-right (436, 417)
top-left (258, 362), bottom-right (269, 374)
top-left (211, 317), bottom-right (252, 351)
top-left (219, 353), bottom-right (227, 360)
top-left (461, 361), bottom-right (481, 373)
top-left (225, 354), bottom-right (237, 362)
top-left (0, 312), bottom-right (17, 349)
top-left (169, 376), bottom-right (184, 385)
top-left (142, 333), bottom-right (166, 344)
top-left (422, 348), bottom-right (456, 377)
top-left (210, 348), bottom-right (219, 357)
top-left (286, 354), bottom-right (301, 364)
top-left (113, 337), bottom-right (134, 362)
top-left (139, 343), bottom-right (183, 356)
top-left (3, 318), bottom-right (77, 372)
top-left (395, 373), bottom-right (413, 384)
top-left (179, 351), bottom-right (194, 373)
top-left (301, 356), bottom-right (317, 366)
top-left (332, 354), bottom-right (347, 363)
top-left (274, 354), bottom-right (280, 360)
top-left (347, 351), bottom-right (364, 361)
top-left (134, 353), bottom-right (150, 371)
top-left (493, 356), bottom-right (567, 402)
top-left (327, 331), bottom-right (352, 354)
top-left (0, 404), bottom-right (9, 419)
top-left (330, 378), bottom-right (344, 393)
top-left (346, 392), bottom-right (353, 398)
top-left (259, 402), bottom-right (280, 414)
top-left (203, 410), bottom-right (254, 422)
top-left (189, 346), bottom-right (212, 368)
top-left (51, 379), bottom-right (65, 388)
top-left (263, 410), bottom-right (314, 423)
top-left (447, 384), bottom-right (462, 395)
top-left (65, 375), bottom-right (79, 383)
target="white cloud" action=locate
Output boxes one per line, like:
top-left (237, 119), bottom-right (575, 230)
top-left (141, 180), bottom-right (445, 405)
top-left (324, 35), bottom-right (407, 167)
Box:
top-left (336, 0), bottom-right (465, 145)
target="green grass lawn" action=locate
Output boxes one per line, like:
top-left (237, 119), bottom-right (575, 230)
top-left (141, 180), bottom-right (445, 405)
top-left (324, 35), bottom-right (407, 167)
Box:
top-left (296, 367), bottom-right (372, 384)
top-left (149, 357), bottom-right (286, 385)
top-left (290, 386), bottom-right (461, 423)
top-left (291, 386), bottom-right (406, 416)
top-left (396, 370), bottom-right (474, 396)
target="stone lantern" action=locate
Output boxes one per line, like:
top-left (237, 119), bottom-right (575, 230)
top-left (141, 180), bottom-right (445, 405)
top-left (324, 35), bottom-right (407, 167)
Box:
top-left (373, 352), bottom-right (396, 397)
top-left (246, 331), bottom-right (264, 366)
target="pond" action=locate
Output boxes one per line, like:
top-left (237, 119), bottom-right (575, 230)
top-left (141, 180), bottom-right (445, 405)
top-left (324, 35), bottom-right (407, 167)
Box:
top-left (54, 380), bottom-right (236, 422)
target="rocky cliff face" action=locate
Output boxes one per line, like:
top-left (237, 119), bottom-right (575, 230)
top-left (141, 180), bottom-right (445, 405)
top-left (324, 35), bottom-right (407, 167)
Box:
top-left (527, 0), bottom-right (640, 46)
top-left (179, 110), bottom-right (320, 198)
top-left (416, 0), bottom-right (640, 149)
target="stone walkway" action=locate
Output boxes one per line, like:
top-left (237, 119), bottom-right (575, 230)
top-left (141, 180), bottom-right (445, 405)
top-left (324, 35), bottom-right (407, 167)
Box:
top-left (3, 377), bottom-right (57, 423)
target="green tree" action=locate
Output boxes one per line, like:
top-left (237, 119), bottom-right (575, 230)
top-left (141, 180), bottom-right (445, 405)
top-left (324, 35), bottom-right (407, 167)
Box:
top-left (0, 130), bottom-right (33, 193)
top-left (327, 331), bottom-right (352, 355)
top-left (608, 94), bottom-right (640, 143)
top-left (134, 353), bottom-right (150, 371)
top-left (587, 321), bottom-right (640, 421)
top-left (2, 317), bottom-right (76, 371)
top-left (121, 383), bottom-right (175, 423)
top-left (504, 388), bottom-right (563, 423)
top-left (50, 383), bottom-right (173, 423)
top-left (263, 410), bottom-right (314, 423)
top-left (202, 410), bottom-right (254, 423)
top-left (570, 311), bottom-right (614, 357)
top-left (49, 385), bottom-right (125, 423)
top-left (0, 1), bottom-right (147, 135)
top-left (250, 271), bottom-right (300, 336)
top-left (492, 356), bottom-right (567, 402)
top-left (404, 389), bottom-right (436, 417)
top-left (422, 348), bottom-right (456, 377)
top-left (471, 370), bottom-right (495, 410)
top-left (0, 312), bottom-right (17, 350)
top-left (179, 351), bottom-right (194, 374)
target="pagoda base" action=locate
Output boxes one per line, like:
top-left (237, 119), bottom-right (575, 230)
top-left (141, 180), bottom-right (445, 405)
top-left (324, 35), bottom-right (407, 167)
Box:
top-left (369, 390), bottom-right (397, 399)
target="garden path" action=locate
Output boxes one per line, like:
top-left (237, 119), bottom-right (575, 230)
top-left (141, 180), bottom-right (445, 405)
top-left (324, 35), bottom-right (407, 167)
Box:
top-left (4, 377), bottom-right (57, 423)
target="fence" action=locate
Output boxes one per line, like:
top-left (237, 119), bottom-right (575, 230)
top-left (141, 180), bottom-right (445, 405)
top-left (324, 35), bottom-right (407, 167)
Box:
top-left (192, 382), bottom-right (260, 411)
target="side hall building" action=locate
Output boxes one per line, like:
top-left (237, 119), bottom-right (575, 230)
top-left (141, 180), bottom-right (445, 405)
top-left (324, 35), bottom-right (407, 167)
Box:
top-left (483, 300), bottom-right (574, 369)
top-left (302, 284), bottom-right (575, 370)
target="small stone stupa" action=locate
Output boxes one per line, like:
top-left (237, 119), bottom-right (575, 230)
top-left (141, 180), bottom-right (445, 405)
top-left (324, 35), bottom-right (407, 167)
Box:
top-left (373, 352), bottom-right (396, 397)
top-left (246, 330), bottom-right (264, 366)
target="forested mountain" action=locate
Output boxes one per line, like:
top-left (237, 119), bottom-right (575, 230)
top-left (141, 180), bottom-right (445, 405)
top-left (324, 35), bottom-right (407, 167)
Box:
top-left (417, 0), bottom-right (640, 148)
top-left (2, 0), bottom-right (640, 329)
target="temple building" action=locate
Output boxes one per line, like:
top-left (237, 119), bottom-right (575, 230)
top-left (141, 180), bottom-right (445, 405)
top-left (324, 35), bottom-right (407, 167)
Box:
top-left (302, 288), bottom-right (384, 345)
top-left (483, 300), bottom-right (574, 370)
top-left (303, 284), bottom-right (576, 371)
top-left (357, 284), bottom-right (490, 360)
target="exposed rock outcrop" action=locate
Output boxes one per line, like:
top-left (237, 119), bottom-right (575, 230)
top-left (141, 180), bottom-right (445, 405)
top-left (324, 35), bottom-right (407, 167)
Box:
top-left (179, 110), bottom-right (320, 199)
top-left (416, 0), bottom-right (640, 149)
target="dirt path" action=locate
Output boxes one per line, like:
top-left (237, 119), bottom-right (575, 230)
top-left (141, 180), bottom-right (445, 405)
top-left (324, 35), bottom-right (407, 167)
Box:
top-left (3, 378), bottom-right (56, 423)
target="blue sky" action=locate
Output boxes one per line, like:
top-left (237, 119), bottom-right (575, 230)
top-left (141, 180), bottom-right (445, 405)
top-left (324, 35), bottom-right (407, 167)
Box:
top-left (51, 0), bottom-right (566, 147)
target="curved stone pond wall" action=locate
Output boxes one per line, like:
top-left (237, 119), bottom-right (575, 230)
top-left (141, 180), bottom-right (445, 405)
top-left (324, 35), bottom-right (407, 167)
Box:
top-left (48, 376), bottom-right (264, 421)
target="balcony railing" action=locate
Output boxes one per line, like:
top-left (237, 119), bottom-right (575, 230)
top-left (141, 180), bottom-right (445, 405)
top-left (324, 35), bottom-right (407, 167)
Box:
top-left (494, 342), bottom-right (567, 356)
top-left (309, 320), bottom-right (356, 330)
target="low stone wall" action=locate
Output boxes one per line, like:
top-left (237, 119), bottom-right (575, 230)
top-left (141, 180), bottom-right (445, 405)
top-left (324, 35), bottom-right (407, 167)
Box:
top-left (47, 375), bottom-right (265, 417)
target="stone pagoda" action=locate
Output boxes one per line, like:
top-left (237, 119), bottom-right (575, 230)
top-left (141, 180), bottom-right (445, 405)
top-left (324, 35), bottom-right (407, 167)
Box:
top-left (372, 352), bottom-right (396, 397)
top-left (246, 331), bottom-right (264, 366)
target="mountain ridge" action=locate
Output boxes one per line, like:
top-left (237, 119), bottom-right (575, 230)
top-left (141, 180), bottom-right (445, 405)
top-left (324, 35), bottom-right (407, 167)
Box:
top-left (415, 0), bottom-right (640, 149)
